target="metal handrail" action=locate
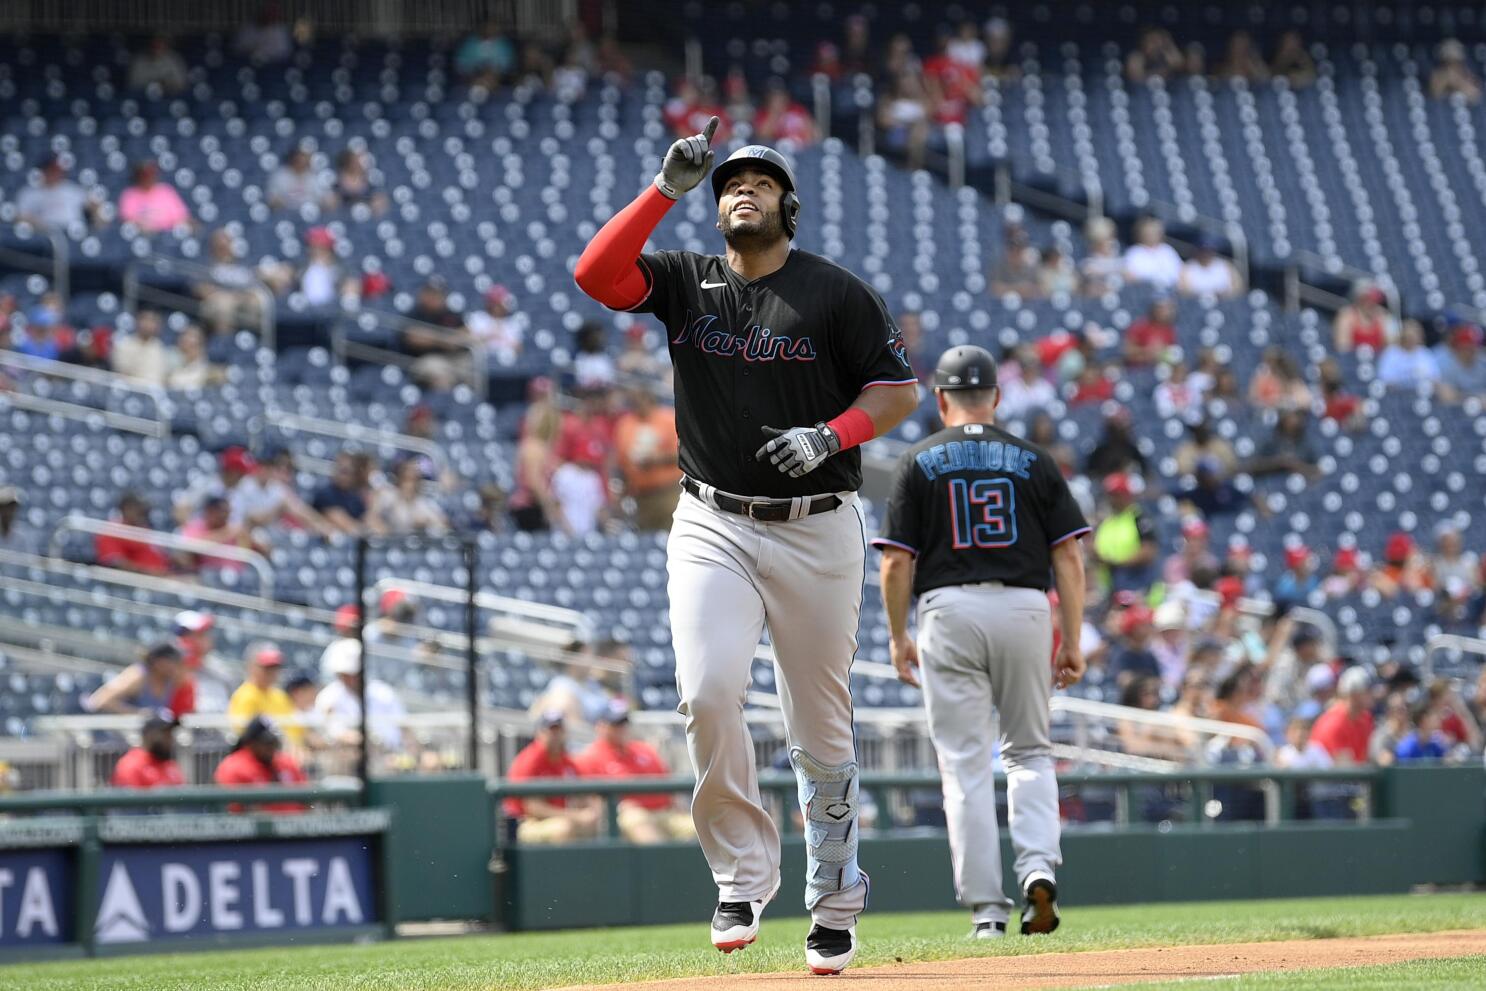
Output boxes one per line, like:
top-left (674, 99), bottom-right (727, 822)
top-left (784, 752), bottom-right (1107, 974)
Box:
top-left (331, 310), bottom-right (488, 400)
top-left (47, 515), bottom-right (275, 594)
top-left (259, 407), bottom-right (449, 474)
top-left (1284, 247), bottom-right (1400, 320)
top-left (0, 783), bottom-right (361, 814)
top-left (122, 252), bottom-right (276, 351)
top-left (0, 388), bottom-right (166, 437)
top-left (1424, 633), bottom-right (1486, 683)
top-left (370, 577), bottom-right (587, 640)
top-left (0, 348), bottom-right (172, 436)
top-left (0, 223), bottom-right (68, 300)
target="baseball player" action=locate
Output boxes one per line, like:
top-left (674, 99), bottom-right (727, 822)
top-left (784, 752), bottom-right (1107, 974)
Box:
top-left (873, 345), bottom-right (1089, 938)
top-left (575, 117), bottom-right (918, 973)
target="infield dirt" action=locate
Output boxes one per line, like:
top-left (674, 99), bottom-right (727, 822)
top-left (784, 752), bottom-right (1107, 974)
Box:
top-left (557, 927), bottom-right (1486, 990)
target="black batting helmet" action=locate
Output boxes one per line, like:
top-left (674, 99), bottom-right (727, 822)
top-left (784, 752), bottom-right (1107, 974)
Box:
top-left (711, 144), bottom-right (801, 239)
top-left (933, 345), bottom-right (999, 391)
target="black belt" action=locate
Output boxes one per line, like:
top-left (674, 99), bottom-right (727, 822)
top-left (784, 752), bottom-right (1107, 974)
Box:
top-left (682, 477), bottom-right (841, 522)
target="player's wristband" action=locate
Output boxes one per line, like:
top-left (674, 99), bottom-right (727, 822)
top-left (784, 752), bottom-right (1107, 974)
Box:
top-left (824, 408), bottom-right (875, 453)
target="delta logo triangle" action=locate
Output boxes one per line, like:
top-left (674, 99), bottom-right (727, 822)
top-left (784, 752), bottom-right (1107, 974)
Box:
top-left (95, 862), bottom-right (150, 944)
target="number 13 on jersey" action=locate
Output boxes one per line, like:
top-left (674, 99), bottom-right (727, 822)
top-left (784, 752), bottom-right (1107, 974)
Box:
top-left (948, 477), bottom-right (1018, 549)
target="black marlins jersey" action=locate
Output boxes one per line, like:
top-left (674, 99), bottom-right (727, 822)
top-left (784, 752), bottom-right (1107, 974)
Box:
top-left (873, 423), bottom-right (1090, 595)
top-left (629, 249), bottom-right (918, 497)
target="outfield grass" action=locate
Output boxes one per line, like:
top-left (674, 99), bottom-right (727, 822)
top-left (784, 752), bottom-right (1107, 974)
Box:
top-left (2, 893), bottom-right (1484, 991)
top-left (1126, 955), bottom-right (1486, 990)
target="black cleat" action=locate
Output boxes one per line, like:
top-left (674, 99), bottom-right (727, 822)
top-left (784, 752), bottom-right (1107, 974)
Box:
top-left (805, 923), bottom-right (857, 974)
top-left (1021, 877), bottom-right (1060, 935)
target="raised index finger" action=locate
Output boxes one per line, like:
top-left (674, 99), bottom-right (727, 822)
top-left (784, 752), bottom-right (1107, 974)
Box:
top-left (702, 115), bottom-right (720, 144)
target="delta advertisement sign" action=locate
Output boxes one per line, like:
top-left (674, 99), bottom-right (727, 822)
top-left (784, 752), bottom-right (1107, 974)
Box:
top-left (1, 835), bottom-right (378, 951)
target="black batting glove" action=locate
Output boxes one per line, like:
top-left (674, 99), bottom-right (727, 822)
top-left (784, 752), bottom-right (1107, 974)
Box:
top-left (754, 423), bottom-right (840, 478)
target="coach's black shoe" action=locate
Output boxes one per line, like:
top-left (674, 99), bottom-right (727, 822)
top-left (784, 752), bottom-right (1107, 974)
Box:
top-left (805, 923), bottom-right (857, 974)
top-left (711, 901), bottom-right (761, 953)
top-left (970, 921), bottom-right (1007, 939)
top-left (1020, 875), bottom-right (1060, 935)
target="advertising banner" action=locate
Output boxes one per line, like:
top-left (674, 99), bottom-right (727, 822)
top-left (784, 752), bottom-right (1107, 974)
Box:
top-left (0, 848), bottom-right (74, 948)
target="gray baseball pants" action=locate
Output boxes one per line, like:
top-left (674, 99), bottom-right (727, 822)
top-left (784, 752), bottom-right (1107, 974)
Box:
top-left (667, 488), bottom-right (870, 929)
top-left (917, 583), bottom-right (1062, 924)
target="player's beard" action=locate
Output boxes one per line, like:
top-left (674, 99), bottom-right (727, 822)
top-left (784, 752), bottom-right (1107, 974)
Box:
top-left (719, 203), bottom-right (786, 251)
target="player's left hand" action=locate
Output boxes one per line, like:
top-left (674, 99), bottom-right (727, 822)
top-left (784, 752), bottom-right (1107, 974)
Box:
top-left (890, 636), bottom-right (920, 687)
top-left (755, 423), bottom-right (840, 477)
top-left (1053, 642), bottom-right (1086, 690)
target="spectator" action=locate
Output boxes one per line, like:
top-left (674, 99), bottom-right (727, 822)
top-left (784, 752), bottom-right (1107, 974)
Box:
top-left (1276, 716), bottom-right (1331, 769)
top-left (663, 77), bottom-right (730, 141)
top-left (313, 451), bottom-right (380, 536)
top-left (0, 487), bottom-right (35, 555)
top-left (1435, 322), bottom-right (1486, 401)
top-left (1394, 705), bottom-right (1450, 762)
top-left (457, 21), bottom-right (516, 90)
top-left (1321, 547), bottom-right (1368, 600)
top-left (166, 324), bottom-right (224, 390)
top-left (1175, 456), bottom-right (1247, 519)
top-left (1368, 694), bottom-right (1412, 766)
top-left (296, 227), bottom-right (351, 307)
top-left (1210, 667), bottom-right (1266, 734)
top-left (334, 148), bottom-right (389, 215)
top-left (367, 457), bottom-right (448, 537)
top-left (403, 278), bottom-right (472, 391)
top-left (174, 610), bottom-right (231, 713)
top-left (753, 82), bottom-right (818, 146)
top-left (572, 320), bottom-right (617, 392)
top-left (505, 710), bottom-right (599, 844)
top-left (468, 482), bottom-right (511, 534)
top-left (178, 495), bottom-right (258, 572)
top-left (214, 716), bottom-right (309, 813)
top-left (1295, 662), bottom-right (1337, 722)
top-left (1125, 27), bottom-right (1199, 83)
top-left (989, 222), bottom-right (1041, 297)
top-left (1270, 31), bottom-right (1316, 88)
top-left (1122, 217), bottom-right (1183, 289)
top-left (1333, 282), bottom-right (1394, 353)
top-left (466, 284), bottom-right (524, 367)
top-left (1430, 39), bottom-right (1482, 105)
top-left (1377, 319), bottom-right (1441, 389)
top-left (118, 161), bottom-right (191, 233)
top-left (94, 492), bottom-right (172, 575)
top-left (1248, 408), bottom-right (1320, 478)
top-left (128, 35), bottom-right (188, 94)
top-left (196, 229), bottom-right (265, 334)
top-left (268, 146), bottom-right (335, 213)
top-left (110, 309), bottom-right (170, 386)
top-left (1162, 517), bottom-right (1218, 585)
top-left (508, 404), bottom-right (564, 532)
top-left (615, 323), bottom-right (669, 387)
top-left (1214, 31), bottom-right (1269, 83)
top-left (923, 31), bottom-right (983, 126)
top-left (1085, 409), bottom-right (1148, 479)
top-left (1318, 358), bottom-right (1365, 431)
top-left (982, 17), bottom-right (1019, 81)
top-left (1093, 473), bottom-right (1158, 593)
top-left (1430, 524), bottom-right (1478, 590)
top-left (283, 671), bottom-right (324, 753)
top-left (812, 40), bottom-right (844, 82)
top-left (1080, 217), bottom-right (1124, 295)
top-left (1176, 418), bottom-right (1236, 481)
top-left (532, 639), bottom-right (623, 726)
top-left (366, 588), bottom-right (419, 650)
top-left (16, 154), bottom-right (100, 231)
top-left (234, 4), bottom-right (293, 63)
top-left (1154, 360), bottom-right (1205, 423)
top-left (1124, 294), bottom-right (1179, 366)
top-left (12, 302), bottom-right (66, 361)
top-left (315, 639), bottom-right (407, 751)
top-left (575, 699), bottom-right (694, 844)
top-left (839, 14), bottom-right (872, 75)
top-left (1108, 606), bottom-right (1162, 688)
top-left (595, 33), bottom-right (634, 84)
top-left (227, 642), bottom-right (300, 742)
top-left (1178, 237), bottom-right (1242, 298)
top-left (615, 385), bottom-right (681, 531)
top-left (1426, 681), bottom-right (1483, 754)
top-left (551, 457), bottom-right (610, 537)
top-left (1275, 546), bottom-right (1321, 608)
top-left (1036, 246), bottom-right (1077, 296)
top-left (1309, 667), bottom-right (1374, 764)
top-left (174, 446), bottom-right (267, 527)
top-left (877, 70), bottom-right (932, 171)
top-left (111, 712), bottom-right (187, 789)
top-left (997, 347), bottom-right (1056, 420)
top-left (86, 642), bottom-right (193, 719)
top-left (1150, 601), bottom-right (1190, 690)
top-left (1372, 532), bottom-right (1433, 598)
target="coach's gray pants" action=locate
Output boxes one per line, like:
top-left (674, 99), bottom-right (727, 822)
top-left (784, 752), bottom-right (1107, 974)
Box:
top-left (918, 583), bottom-right (1061, 924)
top-left (668, 489), bottom-right (870, 929)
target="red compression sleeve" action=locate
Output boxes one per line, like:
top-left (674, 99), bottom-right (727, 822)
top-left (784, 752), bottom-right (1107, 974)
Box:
top-left (573, 184), bottom-right (676, 310)
top-left (826, 408), bottom-right (875, 452)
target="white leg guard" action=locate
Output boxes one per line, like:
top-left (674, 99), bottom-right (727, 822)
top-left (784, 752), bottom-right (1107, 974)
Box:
top-left (790, 746), bottom-right (862, 912)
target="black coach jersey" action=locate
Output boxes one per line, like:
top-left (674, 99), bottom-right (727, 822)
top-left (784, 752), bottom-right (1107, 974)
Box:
top-left (873, 423), bottom-right (1090, 595)
top-left (628, 248), bottom-right (917, 497)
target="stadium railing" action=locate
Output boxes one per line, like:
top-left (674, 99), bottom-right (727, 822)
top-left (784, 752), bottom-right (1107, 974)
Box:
top-left (48, 515), bottom-right (276, 593)
top-left (123, 252), bottom-right (277, 351)
top-left (0, 349), bottom-right (172, 438)
top-left (1423, 633), bottom-right (1486, 682)
top-left (0, 223), bottom-right (69, 300)
top-left (489, 765), bottom-right (1384, 843)
top-left (252, 408), bottom-right (451, 477)
top-left (331, 309), bottom-right (489, 401)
